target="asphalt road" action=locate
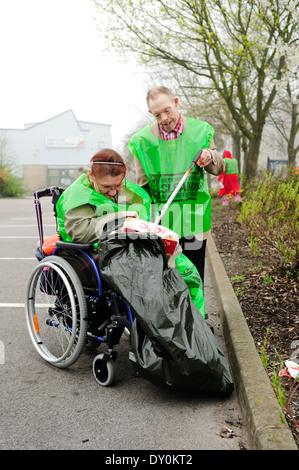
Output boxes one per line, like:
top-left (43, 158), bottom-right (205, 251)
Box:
top-left (0, 196), bottom-right (248, 452)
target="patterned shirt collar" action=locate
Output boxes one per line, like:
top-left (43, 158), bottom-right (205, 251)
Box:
top-left (159, 113), bottom-right (183, 140)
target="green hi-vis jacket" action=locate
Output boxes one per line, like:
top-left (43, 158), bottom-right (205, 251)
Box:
top-left (224, 157), bottom-right (239, 175)
top-left (128, 117), bottom-right (214, 238)
top-left (56, 172), bottom-right (152, 242)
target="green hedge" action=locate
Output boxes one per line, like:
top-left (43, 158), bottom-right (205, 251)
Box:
top-left (239, 171), bottom-right (298, 271)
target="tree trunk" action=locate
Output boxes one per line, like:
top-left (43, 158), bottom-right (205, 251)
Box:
top-left (288, 102), bottom-right (298, 168)
top-left (243, 135), bottom-right (262, 180)
top-left (241, 136), bottom-right (249, 184)
top-left (232, 131), bottom-right (242, 173)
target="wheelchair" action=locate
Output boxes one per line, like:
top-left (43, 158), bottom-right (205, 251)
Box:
top-left (25, 187), bottom-right (134, 386)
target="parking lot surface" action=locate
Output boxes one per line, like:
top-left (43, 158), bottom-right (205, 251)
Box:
top-left (0, 196), bottom-right (248, 451)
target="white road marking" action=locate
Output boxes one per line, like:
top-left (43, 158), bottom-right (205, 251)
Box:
top-left (11, 215), bottom-right (53, 219)
top-left (0, 236), bottom-right (38, 239)
top-left (0, 227), bottom-right (55, 228)
top-left (0, 303), bottom-right (48, 308)
top-left (0, 303), bottom-right (25, 308)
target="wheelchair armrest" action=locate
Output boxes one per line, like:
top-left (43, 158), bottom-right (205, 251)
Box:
top-left (56, 240), bottom-right (95, 251)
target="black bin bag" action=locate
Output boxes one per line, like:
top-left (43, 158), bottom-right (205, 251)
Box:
top-left (98, 233), bottom-right (234, 396)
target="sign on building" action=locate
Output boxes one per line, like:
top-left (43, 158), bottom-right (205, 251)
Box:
top-left (45, 136), bottom-right (85, 148)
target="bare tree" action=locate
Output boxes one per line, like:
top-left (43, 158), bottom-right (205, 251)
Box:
top-left (92, 0), bottom-right (299, 179)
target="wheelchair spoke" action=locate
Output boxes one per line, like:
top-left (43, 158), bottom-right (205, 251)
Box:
top-left (25, 256), bottom-right (88, 367)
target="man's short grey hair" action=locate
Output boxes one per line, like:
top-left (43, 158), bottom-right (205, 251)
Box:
top-left (146, 86), bottom-right (175, 106)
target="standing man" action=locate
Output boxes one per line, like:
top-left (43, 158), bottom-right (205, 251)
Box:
top-left (128, 86), bottom-right (224, 284)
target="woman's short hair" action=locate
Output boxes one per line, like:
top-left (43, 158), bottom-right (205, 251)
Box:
top-left (90, 148), bottom-right (126, 177)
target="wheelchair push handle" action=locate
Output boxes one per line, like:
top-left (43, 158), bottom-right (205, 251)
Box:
top-left (34, 186), bottom-right (64, 199)
top-left (34, 187), bottom-right (52, 199)
top-left (34, 186), bottom-right (65, 256)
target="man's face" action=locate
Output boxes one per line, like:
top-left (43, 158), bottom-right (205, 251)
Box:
top-left (148, 94), bottom-right (180, 132)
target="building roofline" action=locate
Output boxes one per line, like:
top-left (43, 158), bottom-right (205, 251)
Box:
top-left (24, 109), bottom-right (84, 131)
top-left (0, 127), bottom-right (24, 131)
top-left (0, 109), bottom-right (111, 131)
top-left (78, 119), bottom-right (112, 127)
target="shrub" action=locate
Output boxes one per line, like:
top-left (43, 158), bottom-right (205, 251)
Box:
top-left (0, 165), bottom-right (25, 197)
top-left (209, 187), bottom-right (219, 199)
top-left (238, 171), bottom-right (298, 271)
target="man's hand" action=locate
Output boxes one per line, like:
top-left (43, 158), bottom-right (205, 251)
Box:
top-left (196, 148), bottom-right (212, 167)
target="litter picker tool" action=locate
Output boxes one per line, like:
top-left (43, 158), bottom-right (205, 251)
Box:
top-left (152, 149), bottom-right (203, 231)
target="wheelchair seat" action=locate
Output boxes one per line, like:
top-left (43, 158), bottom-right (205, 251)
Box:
top-left (56, 240), bottom-right (94, 251)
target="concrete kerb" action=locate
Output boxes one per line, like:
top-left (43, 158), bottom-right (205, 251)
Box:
top-left (206, 234), bottom-right (297, 451)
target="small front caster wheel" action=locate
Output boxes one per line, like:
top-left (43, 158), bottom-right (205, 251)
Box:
top-left (93, 353), bottom-right (116, 386)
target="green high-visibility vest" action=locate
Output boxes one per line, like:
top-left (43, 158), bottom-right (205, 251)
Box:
top-left (128, 117), bottom-right (214, 237)
top-left (56, 172), bottom-right (152, 242)
top-left (224, 157), bottom-right (239, 175)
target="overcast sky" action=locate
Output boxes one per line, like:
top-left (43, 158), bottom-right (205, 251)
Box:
top-left (0, 0), bottom-right (151, 148)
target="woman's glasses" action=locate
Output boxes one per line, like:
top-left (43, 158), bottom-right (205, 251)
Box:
top-left (96, 179), bottom-right (125, 194)
top-left (99, 183), bottom-right (124, 193)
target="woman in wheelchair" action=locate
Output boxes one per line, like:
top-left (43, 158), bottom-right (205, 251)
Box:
top-left (25, 148), bottom-right (233, 394)
top-left (55, 148), bottom-right (206, 318)
top-left (56, 148), bottom-right (150, 246)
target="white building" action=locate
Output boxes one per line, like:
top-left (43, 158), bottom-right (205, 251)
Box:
top-left (0, 109), bottom-right (112, 191)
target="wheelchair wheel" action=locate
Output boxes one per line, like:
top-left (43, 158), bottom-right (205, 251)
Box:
top-left (93, 353), bottom-right (116, 386)
top-left (25, 255), bottom-right (88, 368)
